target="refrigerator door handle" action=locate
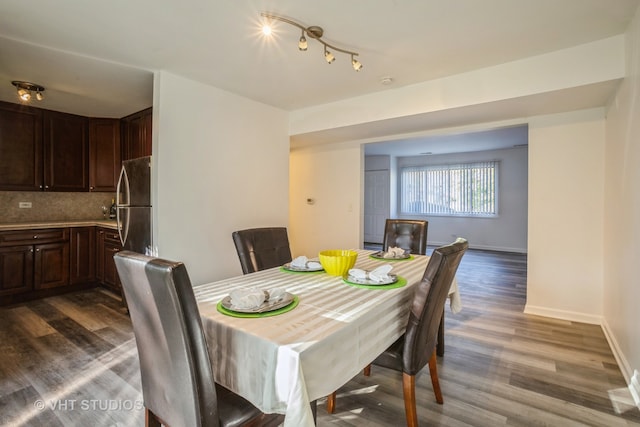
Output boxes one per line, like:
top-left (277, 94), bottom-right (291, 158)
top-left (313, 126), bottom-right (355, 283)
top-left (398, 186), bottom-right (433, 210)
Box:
top-left (117, 207), bottom-right (130, 247)
top-left (116, 165), bottom-right (130, 206)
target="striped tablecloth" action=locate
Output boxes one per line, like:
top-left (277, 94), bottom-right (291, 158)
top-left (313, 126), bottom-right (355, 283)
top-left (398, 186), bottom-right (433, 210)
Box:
top-left (194, 249), bottom-right (460, 427)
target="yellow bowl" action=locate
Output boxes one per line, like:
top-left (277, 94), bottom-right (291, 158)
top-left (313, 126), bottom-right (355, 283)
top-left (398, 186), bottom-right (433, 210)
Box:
top-left (319, 249), bottom-right (358, 276)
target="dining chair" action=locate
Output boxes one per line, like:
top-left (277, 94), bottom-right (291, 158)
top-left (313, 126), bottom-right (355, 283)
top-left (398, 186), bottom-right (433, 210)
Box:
top-left (232, 227), bottom-right (293, 274)
top-left (327, 238), bottom-right (468, 426)
top-left (382, 219), bottom-right (428, 255)
top-left (114, 250), bottom-right (283, 427)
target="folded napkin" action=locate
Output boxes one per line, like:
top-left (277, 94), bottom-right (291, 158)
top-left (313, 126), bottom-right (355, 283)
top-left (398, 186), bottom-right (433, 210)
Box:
top-left (290, 255), bottom-right (322, 270)
top-left (384, 246), bottom-right (407, 258)
top-left (348, 264), bottom-right (393, 283)
top-left (229, 287), bottom-right (287, 309)
top-left (229, 288), bottom-right (267, 309)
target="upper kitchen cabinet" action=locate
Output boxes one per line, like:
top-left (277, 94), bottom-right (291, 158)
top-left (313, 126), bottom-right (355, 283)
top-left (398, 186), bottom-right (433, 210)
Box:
top-left (0, 101), bottom-right (43, 191)
top-left (121, 107), bottom-right (152, 161)
top-left (89, 118), bottom-right (121, 192)
top-left (43, 110), bottom-right (89, 192)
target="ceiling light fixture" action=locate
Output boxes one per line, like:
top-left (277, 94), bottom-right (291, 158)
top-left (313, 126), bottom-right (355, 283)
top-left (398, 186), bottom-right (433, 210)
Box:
top-left (261, 12), bottom-right (362, 72)
top-left (12, 81), bottom-right (45, 102)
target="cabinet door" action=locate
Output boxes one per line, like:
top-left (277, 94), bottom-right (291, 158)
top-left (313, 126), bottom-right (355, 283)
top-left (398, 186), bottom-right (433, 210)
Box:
top-left (34, 242), bottom-right (70, 290)
top-left (103, 242), bottom-right (122, 291)
top-left (89, 118), bottom-right (121, 192)
top-left (0, 245), bottom-right (33, 295)
top-left (0, 101), bottom-right (43, 191)
top-left (96, 228), bottom-right (106, 283)
top-left (43, 110), bottom-right (89, 191)
top-left (121, 107), bottom-right (152, 161)
top-left (70, 227), bottom-right (96, 284)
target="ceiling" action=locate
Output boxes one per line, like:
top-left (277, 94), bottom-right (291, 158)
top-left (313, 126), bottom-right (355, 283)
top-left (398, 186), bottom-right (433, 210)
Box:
top-left (0, 0), bottom-right (638, 151)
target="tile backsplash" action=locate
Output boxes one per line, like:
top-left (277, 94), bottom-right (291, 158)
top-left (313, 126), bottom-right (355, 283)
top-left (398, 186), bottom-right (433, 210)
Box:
top-left (0, 191), bottom-right (116, 223)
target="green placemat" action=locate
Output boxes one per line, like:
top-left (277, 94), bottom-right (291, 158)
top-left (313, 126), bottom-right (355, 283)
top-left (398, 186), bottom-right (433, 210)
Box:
top-left (342, 276), bottom-right (407, 290)
top-left (279, 266), bottom-right (325, 274)
top-left (369, 254), bottom-right (415, 262)
top-left (217, 295), bottom-right (299, 318)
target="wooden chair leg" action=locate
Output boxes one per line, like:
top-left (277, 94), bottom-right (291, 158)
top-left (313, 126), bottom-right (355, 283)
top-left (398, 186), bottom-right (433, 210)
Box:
top-left (326, 391), bottom-right (336, 414)
top-left (428, 349), bottom-right (443, 404)
top-left (402, 372), bottom-right (418, 427)
top-left (364, 364), bottom-right (371, 376)
top-left (145, 408), bottom-right (162, 427)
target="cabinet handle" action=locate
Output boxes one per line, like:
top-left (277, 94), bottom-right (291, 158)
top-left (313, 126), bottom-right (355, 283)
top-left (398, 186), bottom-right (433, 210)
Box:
top-left (45, 185), bottom-right (49, 189)
top-left (36, 248), bottom-right (40, 252)
top-left (33, 235), bottom-right (38, 239)
top-left (30, 249), bottom-right (34, 253)
top-left (39, 185), bottom-right (43, 189)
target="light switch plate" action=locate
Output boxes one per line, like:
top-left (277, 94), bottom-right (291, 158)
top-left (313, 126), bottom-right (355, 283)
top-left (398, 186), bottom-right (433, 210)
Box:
top-left (19, 202), bottom-right (32, 208)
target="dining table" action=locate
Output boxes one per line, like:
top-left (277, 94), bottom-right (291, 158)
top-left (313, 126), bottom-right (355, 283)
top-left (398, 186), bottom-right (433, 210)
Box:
top-left (193, 249), bottom-right (461, 427)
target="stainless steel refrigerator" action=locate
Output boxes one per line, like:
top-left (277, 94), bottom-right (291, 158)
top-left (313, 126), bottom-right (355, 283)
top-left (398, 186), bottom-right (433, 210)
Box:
top-left (116, 156), bottom-right (152, 254)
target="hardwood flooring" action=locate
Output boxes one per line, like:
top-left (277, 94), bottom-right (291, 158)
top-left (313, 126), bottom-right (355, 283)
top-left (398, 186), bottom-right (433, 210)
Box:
top-left (1, 249), bottom-right (639, 426)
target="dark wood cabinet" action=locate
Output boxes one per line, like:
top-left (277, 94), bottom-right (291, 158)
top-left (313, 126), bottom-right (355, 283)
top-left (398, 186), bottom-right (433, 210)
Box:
top-left (89, 118), bottom-right (121, 192)
top-left (0, 228), bottom-right (70, 296)
top-left (121, 107), bottom-right (152, 161)
top-left (43, 110), bottom-right (89, 191)
top-left (0, 101), bottom-right (43, 191)
top-left (0, 245), bottom-right (33, 295)
top-left (34, 242), bottom-right (70, 290)
top-left (96, 227), bottom-right (122, 292)
top-left (70, 227), bottom-right (96, 284)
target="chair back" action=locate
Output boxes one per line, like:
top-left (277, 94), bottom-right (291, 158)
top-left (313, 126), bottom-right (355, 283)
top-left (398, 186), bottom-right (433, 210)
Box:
top-left (232, 227), bottom-right (292, 274)
top-left (114, 251), bottom-right (219, 427)
top-left (383, 219), bottom-right (429, 255)
top-left (403, 238), bottom-right (468, 375)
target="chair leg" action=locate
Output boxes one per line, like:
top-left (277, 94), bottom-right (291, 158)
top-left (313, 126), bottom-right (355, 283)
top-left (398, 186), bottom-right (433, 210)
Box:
top-left (428, 349), bottom-right (443, 404)
top-left (145, 408), bottom-right (162, 427)
top-left (364, 364), bottom-right (371, 376)
top-left (326, 391), bottom-right (336, 414)
top-left (402, 372), bottom-right (418, 427)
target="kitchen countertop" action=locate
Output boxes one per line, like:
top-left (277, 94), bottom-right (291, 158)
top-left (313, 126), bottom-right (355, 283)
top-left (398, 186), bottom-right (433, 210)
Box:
top-left (0, 220), bottom-right (119, 231)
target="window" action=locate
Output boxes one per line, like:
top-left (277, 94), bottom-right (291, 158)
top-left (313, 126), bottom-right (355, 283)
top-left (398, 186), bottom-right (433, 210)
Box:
top-left (400, 161), bottom-right (498, 217)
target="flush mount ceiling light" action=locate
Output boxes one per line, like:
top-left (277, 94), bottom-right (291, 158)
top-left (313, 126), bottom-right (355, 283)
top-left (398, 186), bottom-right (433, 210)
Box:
top-left (12, 81), bottom-right (45, 102)
top-left (260, 12), bottom-right (362, 72)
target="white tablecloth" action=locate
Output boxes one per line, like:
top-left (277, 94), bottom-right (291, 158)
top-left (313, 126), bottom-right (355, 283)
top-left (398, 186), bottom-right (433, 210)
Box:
top-left (194, 249), bottom-right (460, 427)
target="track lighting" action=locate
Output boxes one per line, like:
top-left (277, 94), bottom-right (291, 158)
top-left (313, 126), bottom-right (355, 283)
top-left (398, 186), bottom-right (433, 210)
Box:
top-left (261, 12), bottom-right (362, 72)
top-left (12, 81), bottom-right (45, 102)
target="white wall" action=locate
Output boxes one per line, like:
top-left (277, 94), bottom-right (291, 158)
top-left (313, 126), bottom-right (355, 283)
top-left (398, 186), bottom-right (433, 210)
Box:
top-left (602, 3), bottom-right (640, 390)
top-left (153, 72), bottom-right (289, 285)
top-left (395, 146), bottom-right (528, 252)
top-left (525, 108), bottom-right (605, 324)
top-left (289, 142), bottom-right (362, 257)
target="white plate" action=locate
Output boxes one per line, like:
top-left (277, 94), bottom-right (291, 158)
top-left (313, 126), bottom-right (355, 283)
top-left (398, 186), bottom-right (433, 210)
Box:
top-left (370, 250), bottom-right (410, 260)
top-left (221, 292), bottom-right (295, 313)
top-left (282, 262), bottom-right (324, 272)
top-left (344, 273), bottom-right (398, 286)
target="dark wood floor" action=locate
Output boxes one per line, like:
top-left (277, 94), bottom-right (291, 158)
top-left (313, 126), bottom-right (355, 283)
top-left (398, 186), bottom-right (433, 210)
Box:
top-left (1, 249), bottom-right (639, 426)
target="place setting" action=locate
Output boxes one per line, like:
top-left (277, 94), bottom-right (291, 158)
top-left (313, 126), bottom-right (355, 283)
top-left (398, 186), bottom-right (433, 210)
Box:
top-left (217, 287), bottom-right (299, 318)
top-left (342, 264), bottom-right (407, 289)
top-left (369, 246), bottom-right (414, 261)
top-left (281, 255), bottom-right (325, 273)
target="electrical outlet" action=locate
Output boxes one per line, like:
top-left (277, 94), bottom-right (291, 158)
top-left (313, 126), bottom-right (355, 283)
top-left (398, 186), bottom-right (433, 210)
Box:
top-left (18, 202), bottom-right (32, 208)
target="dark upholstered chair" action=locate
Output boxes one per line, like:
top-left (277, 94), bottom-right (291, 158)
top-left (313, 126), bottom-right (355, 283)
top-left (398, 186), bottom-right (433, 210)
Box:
top-left (383, 219), bottom-right (428, 255)
top-left (114, 250), bottom-right (283, 427)
top-left (232, 227), bottom-right (292, 274)
top-left (327, 238), bottom-right (468, 426)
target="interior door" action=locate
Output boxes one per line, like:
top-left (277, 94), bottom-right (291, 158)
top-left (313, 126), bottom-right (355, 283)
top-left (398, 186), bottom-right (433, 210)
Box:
top-left (363, 170), bottom-right (390, 244)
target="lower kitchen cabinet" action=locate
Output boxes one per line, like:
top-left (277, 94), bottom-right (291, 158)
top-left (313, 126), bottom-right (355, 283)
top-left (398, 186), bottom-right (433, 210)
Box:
top-left (96, 227), bottom-right (123, 292)
top-left (0, 228), bottom-right (71, 301)
top-left (0, 245), bottom-right (33, 295)
top-left (70, 227), bottom-right (96, 284)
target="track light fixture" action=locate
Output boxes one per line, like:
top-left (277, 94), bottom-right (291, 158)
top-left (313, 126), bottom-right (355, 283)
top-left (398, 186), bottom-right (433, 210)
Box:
top-left (261, 12), bottom-right (362, 72)
top-left (12, 81), bottom-right (45, 102)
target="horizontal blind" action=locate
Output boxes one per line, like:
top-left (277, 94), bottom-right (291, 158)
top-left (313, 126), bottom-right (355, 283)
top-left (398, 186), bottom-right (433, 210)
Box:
top-left (400, 161), bottom-right (498, 216)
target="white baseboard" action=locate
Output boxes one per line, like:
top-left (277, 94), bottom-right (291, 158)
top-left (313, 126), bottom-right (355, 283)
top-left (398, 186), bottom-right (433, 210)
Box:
top-left (523, 304), bottom-right (602, 325)
top-left (601, 319), bottom-right (640, 408)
